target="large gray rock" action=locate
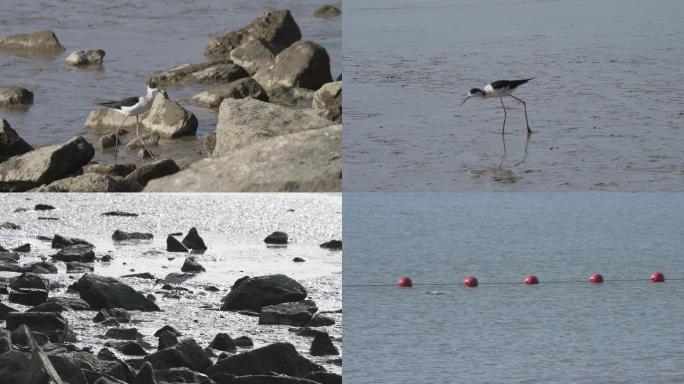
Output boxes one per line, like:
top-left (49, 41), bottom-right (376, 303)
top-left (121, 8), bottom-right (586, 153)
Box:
top-left (141, 94), bottom-right (198, 138)
top-left (190, 77), bottom-right (268, 109)
top-left (205, 342), bottom-right (321, 378)
top-left (28, 341), bottom-right (65, 384)
top-left (266, 86), bottom-right (315, 108)
top-left (144, 125), bottom-right (341, 192)
top-left (213, 98), bottom-right (332, 157)
top-left (221, 274), bottom-right (307, 311)
top-left (33, 173), bottom-right (143, 192)
top-left (5, 312), bottom-right (70, 343)
top-left (144, 338), bottom-right (211, 372)
top-left (309, 332), bottom-right (338, 356)
top-left (0, 136), bottom-right (94, 192)
top-left (9, 272), bottom-right (50, 291)
top-left (0, 350), bottom-right (31, 384)
top-left (77, 273), bottom-right (160, 311)
top-left (124, 159), bottom-right (180, 186)
top-left (65, 49), bottom-right (105, 65)
top-left (9, 288), bottom-right (48, 306)
top-left (148, 60), bottom-right (248, 85)
top-left (0, 87), bottom-right (34, 107)
top-left (312, 81), bottom-right (341, 123)
top-left (258, 301), bottom-right (317, 326)
top-left (0, 30), bottom-right (65, 53)
top-left (253, 41), bottom-right (332, 91)
top-left (229, 36), bottom-right (276, 75)
top-left (313, 4), bottom-right (341, 18)
top-left (205, 10), bottom-right (301, 58)
top-left (52, 244), bottom-right (95, 262)
top-left (84, 109), bottom-right (139, 134)
top-left (52, 234), bottom-right (93, 249)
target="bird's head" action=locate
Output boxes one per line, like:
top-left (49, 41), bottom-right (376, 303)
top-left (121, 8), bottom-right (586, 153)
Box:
top-left (460, 88), bottom-right (485, 105)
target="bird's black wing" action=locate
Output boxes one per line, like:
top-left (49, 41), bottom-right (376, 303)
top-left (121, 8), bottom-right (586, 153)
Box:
top-left (96, 96), bottom-right (140, 110)
top-left (490, 78), bottom-right (533, 90)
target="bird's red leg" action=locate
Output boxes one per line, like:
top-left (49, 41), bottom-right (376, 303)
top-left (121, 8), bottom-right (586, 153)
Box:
top-left (500, 98), bottom-right (507, 135)
top-left (135, 115), bottom-right (155, 160)
top-left (510, 95), bottom-right (532, 135)
top-left (114, 115), bottom-right (128, 163)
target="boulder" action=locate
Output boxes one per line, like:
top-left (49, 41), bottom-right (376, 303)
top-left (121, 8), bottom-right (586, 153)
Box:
top-left (0, 86), bottom-right (33, 107)
top-left (234, 336), bottom-right (253, 347)
top-left (0, 302), bottom-right (18, 320)
top-left (166, 235), bottom-right (188, 253)
top-left (190, 77), bottom-right (267, 109)
top-left (213, 98), bottom-right (332, 157)
top-left (34, 173), bottom-right (143, 192)
top-left (11, 325), bottom-right (49, 347)
top-left (104, 327), bottom-right (143, 340)
top-left (94, 308), bottom-right (131, 323)
top-left (0, 329), bottom-right (10, 353)
top-left (133, 361), bottom-right (156, 383)
top-left (309, 332), bottom-right (338, 356)
top-left (319, 240), bottom-right (341, 250)
top-left (52, 244), bottom-right (95, 262)
top-left (125, 159), bottom-right (180, 186)
top-left (11, 243), bottom-right (30, 252)
top-left (0, 350), bottom-right (31, 383)
top-left (102, 211), bottom-right (138, 217)
top-left (181, 227), bottom-right (207, 251)
top-left (313, 5), bottom-right (341, 18)
top-left (148, 60), bottom-right (248, 85)
top-left (205, 10), bottom-right (301, 58)
top-left (112, 230), bottom-right (153, 241)
top-left (5, 312), bottom-right (70, 343)
top-left (9, 272), bottom-right (50, 291)
top-left (266, 86), bottom-right (314, 108)
top-left (157, 331), bottom-right (178, 350)
top-left (52, 234), bottom-right (93, 249)
top-left (306, 314), bottom-right (335, 327)
top-left (312, 81), bottom-right (341, 123)
top-left (229, 36), bottom-right (276, 75)
top-left (205, 342), bottom-right (322, 378)
top-left (208, 333), bottom-right (236, 353)
top-left (141, 94), bottom-right (198, 138)
top-left (47, 352), bottom-right (89, 384)
top-left (28, 343), bottom-right (65, 384)
top-left (0, 260), bottom-right (25, 273)
top-left (264, 231), bottom-right (288, 244)
top-left (181, 257), bottom-right (205, 273)
top-left (154, 325), bottom-right (182, 337)
top-left (253, 41), bottom-right (332, 91)
top-left (35, 204), bottom-right (55, 210)
top-left (0, 30), bottom-right (64, 52)
top-left (83, 163), bottom-right (136, 178)
top-left (77, 273), bottom-right (160, 311)
top-left (258, 301), bottom-right (316, 326)
top-left (25, 261), bottom-right (58, 274)
top-left (144, 338), bottom-right (211, 372)
top-left (9, 288), bottom-right (48, 306)
top-left (0, 136), bottom-right (94, 192)
top-left (42, 296), bottom-right (90, 311)
top-left (155, 367), bottom-right (211, 384)
top-left (84, 109), bottom-right (139, 134)
top-left (66, 261), bottom-right (95, 273)
top-left (65, 49), bottom-right (105, 65)
top-left (97, 348), bottom-right (118, 361)
top-left (0, 119), bottom-right (33, 162)
top-left (221, 274), bottom-right (307, 311)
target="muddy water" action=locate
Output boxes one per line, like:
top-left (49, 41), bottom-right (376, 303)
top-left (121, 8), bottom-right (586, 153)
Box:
top-left (0, 0), bottom-right (341, 165)
top-left (0, 193), bottom-right (341, 373)
top-left (343, 0), bottom-right (684, 191)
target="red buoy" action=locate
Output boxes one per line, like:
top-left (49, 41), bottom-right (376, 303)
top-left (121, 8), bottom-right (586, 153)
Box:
top-left (524, 275), bottom-right (539, 285)
top-left (397, 276), bottom-right (413, 287)
top-left (463, 275), bottom-right (478, 287)
top-left (650, 271), bottom-right (665, 283)
top-left (589, 273), bottom-right (604, 284)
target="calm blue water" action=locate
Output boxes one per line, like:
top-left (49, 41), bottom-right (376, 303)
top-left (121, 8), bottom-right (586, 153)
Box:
top-left (343, 193), bottom-right (684, 383)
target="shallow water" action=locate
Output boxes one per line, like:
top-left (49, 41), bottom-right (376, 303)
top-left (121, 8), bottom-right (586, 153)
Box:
top-left (343, 0), bottom-right (684, 191)
top-left (343, 193), bottom-right (684, 383)
top-left (0, 193), bottom-right (341, 373)
top-left (0, 0), bottom-right (341, 164)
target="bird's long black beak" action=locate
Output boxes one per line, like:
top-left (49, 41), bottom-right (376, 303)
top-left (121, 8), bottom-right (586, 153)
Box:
top-left (459, 96), bottom-right (471, 106)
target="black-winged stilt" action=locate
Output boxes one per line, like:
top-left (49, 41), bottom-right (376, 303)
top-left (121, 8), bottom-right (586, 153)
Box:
top-left (460, 78), bottom-right (533, 135)
top-left (96, 80), bottom-right (160, 161)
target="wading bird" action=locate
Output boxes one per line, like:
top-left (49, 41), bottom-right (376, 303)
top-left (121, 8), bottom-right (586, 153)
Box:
top-left (460, 78), bottom-right (533, 135)
top-left (96, 80), bottom-right (160, 161)
top-left (153, 272), bottom-right (197, 289)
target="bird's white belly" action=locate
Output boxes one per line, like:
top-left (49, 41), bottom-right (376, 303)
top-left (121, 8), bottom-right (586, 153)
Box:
top-left (484, 84), bottom-right (512, 98)
top-left (121, 97), bottom-right (152, 116)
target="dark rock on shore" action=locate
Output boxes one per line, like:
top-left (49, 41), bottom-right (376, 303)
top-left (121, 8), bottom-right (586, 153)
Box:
top-left (134, 361), bottom-right (156, 382)
top-left (313, 4), bottom-right (341, 18)
top-left (41, 296), bottom-right (90, 311)
top-left (205, 342), bottom-right (322, 378)
top-left (9, 288), bottom-right (49, 306)
top-left (205, 10), bottom-right (301, 58)
top-left (209, 333), bottom-right (236, 353)
top-left (319, 240), bottom-right (341, 250)
top-left (157, 331), bottom-right (179, 350)
top-left (182, 227), bottom-right (207, 251)
top-left (125, 159), bottom-right (180, 187)
top-left (34, 173), bottom-right (143, 192)
top-left (5, 312), bottom-right (70, 343)
top-left (0, 136), bottom-right (94, 192)
top-left (220, 274), bottom-right (307, 311)
top-left (166, 235), bottom-right (188, 253)
top-left (35, 204), bottom-right (56, 211)
top-left (233, 336), bottom-right (253, 347)
top-left (190, 77), bottom-right (268, 109)
top-left (65, 49), bottom-right (105, 66)
top-left (94, 308), bottom-right (131, 323)
top-left (154, 325), bottom-right (182, 338)
top-left (0, 119), bottom-right (33, 162)
top-left (307, 314), bottom-right (336, 327)
top-left (144, 338), bottom-right (211, 372)
top-left (0, 302), bottom-right (18, 320)
top-left (313, 81), bottom-right (342, 123)
top-left (52, 234), bottom-right (93, 249)
top-left (253, 41), bottom-right (332, 91)
top-left (149, 60), bottom-right (248, 86)
top-left (265, 231), bottom-right (288, 244)
top-left (259, 301), bottom-right (316, 326)
top-left (181, 257), bottom-right (205, 272)
top-left (229, 36), bottom-right (276, 75)
top-left (112, 230), bottom-right (153, 241)
top-left (0, 30), bottom-right (65, 53)
top-left (52, 244), bottom-right (95, 263)
top-left (77, 273), bottom-right (160, 311)
top-left (104, 328), bottom-right (143, 340)
top-left (102, 211), bottom-right (138, 217)
top-left (9, 272), bottom-right (50, 291)
top-left (310, 332), bottom-right (338, 356)
top-left (11, 243), bottom-right (30, 252)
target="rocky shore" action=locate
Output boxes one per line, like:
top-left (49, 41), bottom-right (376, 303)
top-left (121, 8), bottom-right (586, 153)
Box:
top-left (0, 8), bottom-right (341, 192)
top-left (0, 194), bottom-right (342, 383)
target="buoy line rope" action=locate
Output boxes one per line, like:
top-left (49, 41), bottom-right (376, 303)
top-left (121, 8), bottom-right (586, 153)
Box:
top-left (346, 277), bottom-right (684, 288)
